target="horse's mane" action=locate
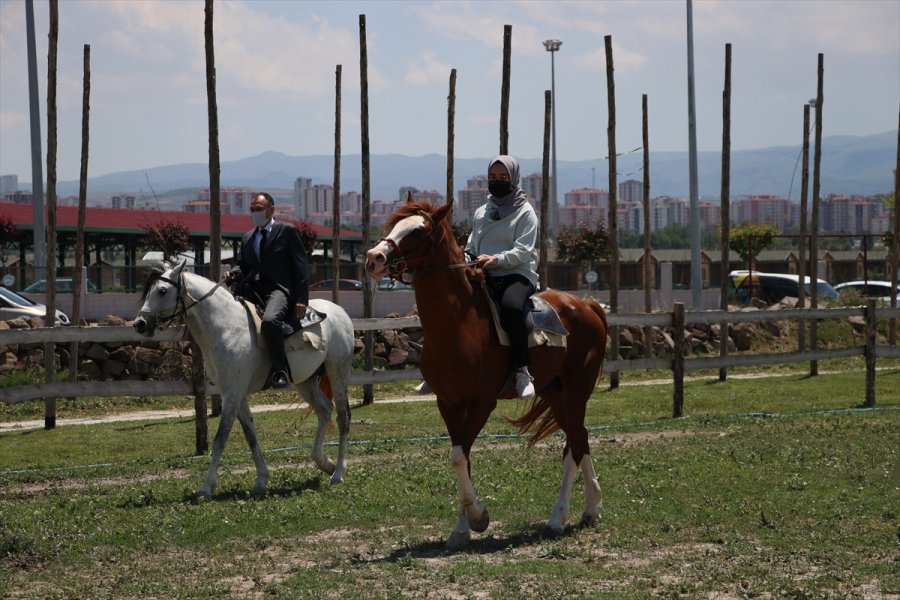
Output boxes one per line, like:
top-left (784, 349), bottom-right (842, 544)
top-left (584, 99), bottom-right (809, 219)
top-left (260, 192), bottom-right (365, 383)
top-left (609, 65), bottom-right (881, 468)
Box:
top-left (384, 200), bottom-right (439, 230)
top-left (140, 265), bottom-right (167, 303)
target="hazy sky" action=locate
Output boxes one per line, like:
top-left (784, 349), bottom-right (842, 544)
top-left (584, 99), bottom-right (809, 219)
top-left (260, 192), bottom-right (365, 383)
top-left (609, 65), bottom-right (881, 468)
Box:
top-left (1, 0), bottom-right (897, 184)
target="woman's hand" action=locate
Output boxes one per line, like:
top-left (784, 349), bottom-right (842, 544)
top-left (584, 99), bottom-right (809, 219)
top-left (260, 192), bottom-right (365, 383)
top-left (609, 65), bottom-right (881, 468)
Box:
top-left (475, 254), bottom-right (498, 268)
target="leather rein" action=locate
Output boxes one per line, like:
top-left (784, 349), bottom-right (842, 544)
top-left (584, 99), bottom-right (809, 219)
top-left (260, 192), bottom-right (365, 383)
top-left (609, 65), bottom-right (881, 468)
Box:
top-left (142, 273), bottom-right (226, 331)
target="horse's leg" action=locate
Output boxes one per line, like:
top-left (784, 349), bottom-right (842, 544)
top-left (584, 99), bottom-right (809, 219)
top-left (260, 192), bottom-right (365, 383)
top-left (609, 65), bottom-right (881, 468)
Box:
top-left (236, 396), bottom-right (269, 496)
top-left (196, 394), bottom-right (240, 499)
top-left (578, 451), bottom-right (603, 527)
top-left (554, 375), bottom-right (602, 529)
top-left (439, 401), bottom-right (494, 550)
top-left (326, 370), bottom-right (351, 485)
top-left (296, 378), bottom-right (336, 477)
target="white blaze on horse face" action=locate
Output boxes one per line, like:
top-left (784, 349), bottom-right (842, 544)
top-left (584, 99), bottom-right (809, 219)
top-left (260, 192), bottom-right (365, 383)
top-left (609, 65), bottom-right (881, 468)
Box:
top-left (366, 214), bottom-right (427, 277)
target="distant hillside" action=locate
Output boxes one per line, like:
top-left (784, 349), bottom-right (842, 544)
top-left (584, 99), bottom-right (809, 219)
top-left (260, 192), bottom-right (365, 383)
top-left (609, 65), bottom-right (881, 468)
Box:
top-left (55, 130), bottom-right (896, 202)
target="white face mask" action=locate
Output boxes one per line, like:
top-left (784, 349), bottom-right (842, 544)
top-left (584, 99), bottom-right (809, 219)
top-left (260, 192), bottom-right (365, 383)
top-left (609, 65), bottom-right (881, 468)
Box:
top-left (250, 211), bottom-right (269, 228)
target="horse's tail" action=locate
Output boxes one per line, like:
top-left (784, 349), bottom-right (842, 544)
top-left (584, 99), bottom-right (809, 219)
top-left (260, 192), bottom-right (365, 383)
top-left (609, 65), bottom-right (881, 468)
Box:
top-left (319, 373), bottom-right (334, 400)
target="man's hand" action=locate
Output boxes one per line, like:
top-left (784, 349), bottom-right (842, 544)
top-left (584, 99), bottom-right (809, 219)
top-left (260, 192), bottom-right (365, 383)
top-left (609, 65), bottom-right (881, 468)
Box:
top-left (296, 303), bottom-right (307, 320)
top-left (223, 270), bottom-right (237, 283)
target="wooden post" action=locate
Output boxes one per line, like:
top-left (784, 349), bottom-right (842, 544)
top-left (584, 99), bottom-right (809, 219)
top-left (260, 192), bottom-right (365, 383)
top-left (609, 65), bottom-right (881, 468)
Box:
top-left (332, 64), bottom-right (342, 305)
top-left (810, 54), bottom-right (824, 377)
top-left (204, 0), bottom-right (222, 419)
top-left (540, 91), bottom-right (551, 289)
top-left (605, 35), bottom-right (619, 389)
top-left (642, 94), bottom-right (652, 358)
top-left (864, 299), bottom-right (876, 408)
top-left (890, 107), bottom-right (899, 346)
top-left (672, 302), bottom-right (685, 418)
top-left (359, 14), bottom-right (374, 405)
top-left (718, 43), bottom-right (731, 381)
top-left (44, 0), bottom-right (59, 430)
top-left (798, 103), bottom-right (810, 355)
top-left (447, 69), bottom-right (456, 208)
top-left (70, 44), bottom-right (90, 390)
top-left (499, 25), bottom-right (511, 155)
top-left (189, 334), bottom-right (208, 455)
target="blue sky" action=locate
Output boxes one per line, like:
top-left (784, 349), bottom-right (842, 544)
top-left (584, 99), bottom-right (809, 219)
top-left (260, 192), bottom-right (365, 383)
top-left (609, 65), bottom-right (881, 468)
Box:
top-left (1, 0), bottom-right (897, 184)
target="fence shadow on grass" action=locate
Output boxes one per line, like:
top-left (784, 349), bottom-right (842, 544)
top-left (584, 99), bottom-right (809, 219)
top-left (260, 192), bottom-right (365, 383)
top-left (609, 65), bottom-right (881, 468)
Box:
top-left (184, 476), bottom-right (323, 504)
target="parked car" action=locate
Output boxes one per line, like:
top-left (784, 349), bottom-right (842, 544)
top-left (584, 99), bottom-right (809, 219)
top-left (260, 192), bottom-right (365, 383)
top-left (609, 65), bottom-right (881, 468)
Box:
top-left (834, 280), bottom-right (899, 302)
top-left (376, 277), bottom-right (413, 291)
top-left (0, 286), bottom-right (70, 325)
top-left (309, 278), bottom-right (364, 291)
top-left (728, 270), bottom-right (838, 305)
top-left (21, 277), bottom-right (98, 294)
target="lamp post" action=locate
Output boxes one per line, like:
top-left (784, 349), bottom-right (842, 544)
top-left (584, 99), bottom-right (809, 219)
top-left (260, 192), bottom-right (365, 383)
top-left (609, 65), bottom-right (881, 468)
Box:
top-left (543, 39), bottom-right (562, 234)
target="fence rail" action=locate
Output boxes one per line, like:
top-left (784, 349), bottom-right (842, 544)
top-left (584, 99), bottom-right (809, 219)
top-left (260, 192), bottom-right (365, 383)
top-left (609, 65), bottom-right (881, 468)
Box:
top-left (2, 303), bottom-right (898, 416)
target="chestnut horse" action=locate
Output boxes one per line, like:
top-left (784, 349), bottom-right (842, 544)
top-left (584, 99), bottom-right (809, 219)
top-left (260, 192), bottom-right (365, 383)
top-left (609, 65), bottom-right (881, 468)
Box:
top-left (366, 199), bottom-right (608, 549)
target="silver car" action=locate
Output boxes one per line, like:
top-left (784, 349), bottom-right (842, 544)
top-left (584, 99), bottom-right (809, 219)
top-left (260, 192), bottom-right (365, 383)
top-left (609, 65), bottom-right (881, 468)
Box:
top-left (0, 286), bottom-right (71, 325)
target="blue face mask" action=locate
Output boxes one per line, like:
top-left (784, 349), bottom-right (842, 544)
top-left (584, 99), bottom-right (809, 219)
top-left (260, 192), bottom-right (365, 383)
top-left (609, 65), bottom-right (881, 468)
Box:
top-left (250, 211), bottom-right (269, 228)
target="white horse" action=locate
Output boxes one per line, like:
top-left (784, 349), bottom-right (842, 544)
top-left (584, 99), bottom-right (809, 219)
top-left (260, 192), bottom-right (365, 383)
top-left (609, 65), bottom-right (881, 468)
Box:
top-left (134, 259), bottom-right (355, 499)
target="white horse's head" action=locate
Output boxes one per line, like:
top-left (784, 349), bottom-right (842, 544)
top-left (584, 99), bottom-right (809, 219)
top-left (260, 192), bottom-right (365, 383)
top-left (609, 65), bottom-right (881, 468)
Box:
top-left (134, 258), bottom-right (188, 337)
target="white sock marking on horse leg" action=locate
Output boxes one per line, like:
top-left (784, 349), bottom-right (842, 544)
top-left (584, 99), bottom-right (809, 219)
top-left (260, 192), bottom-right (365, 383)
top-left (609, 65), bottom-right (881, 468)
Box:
top-left (549, 450), bottom-right (578, 532)
top-left (449, 445), bottom-right (484, 531)
top-left (579, 453), bottom-right (603, 525)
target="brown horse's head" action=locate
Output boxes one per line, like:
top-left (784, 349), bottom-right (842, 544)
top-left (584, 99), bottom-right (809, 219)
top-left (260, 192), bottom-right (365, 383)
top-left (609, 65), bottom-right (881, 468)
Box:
top-left (366, 193), bottom-right (457, 282)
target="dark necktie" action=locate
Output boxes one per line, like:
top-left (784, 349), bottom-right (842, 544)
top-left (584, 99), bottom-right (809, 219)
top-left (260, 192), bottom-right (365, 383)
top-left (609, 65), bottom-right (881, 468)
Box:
top-left (257, 228), bottom-right (267, 260)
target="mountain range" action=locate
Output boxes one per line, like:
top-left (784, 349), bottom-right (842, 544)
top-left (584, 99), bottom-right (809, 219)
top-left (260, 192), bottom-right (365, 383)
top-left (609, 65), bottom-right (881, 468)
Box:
top-left (51, 130), bottom-right (896, 205)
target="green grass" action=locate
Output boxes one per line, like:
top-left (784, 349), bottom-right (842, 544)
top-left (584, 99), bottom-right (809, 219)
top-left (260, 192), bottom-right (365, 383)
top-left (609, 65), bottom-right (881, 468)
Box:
top-left (1, 368), bottom-right (898, 598)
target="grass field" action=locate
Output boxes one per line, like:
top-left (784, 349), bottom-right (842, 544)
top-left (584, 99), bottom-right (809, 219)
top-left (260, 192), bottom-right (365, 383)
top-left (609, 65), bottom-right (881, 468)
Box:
top-left (1, 366), bottom-right (898, 599)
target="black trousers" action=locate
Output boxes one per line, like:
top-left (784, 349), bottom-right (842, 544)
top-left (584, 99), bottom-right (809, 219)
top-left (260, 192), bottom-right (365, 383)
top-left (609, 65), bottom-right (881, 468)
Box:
top-left (254, 284), bottom-right (291, 375)
top-left (490, 274), bottom-right (536, 369)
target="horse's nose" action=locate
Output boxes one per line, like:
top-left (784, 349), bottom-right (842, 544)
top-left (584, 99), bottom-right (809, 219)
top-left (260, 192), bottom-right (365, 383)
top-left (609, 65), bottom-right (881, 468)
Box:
top-left (365, 249), bottom-right (385, 274)
top-left (134, 316), bottom-right (148, 335)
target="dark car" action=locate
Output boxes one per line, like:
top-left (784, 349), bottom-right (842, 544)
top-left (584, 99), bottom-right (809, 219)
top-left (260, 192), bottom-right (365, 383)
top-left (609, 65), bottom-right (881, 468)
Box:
top-left (21, 277), bottom-right (98, 294)
top-left (309, 278), bottom-right (364, 291)
top-left (376, 278), bottom-right (413, 291)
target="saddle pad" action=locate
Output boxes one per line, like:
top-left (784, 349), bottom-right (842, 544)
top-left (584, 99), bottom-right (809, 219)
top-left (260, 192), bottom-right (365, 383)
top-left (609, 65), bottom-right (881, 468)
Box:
top-left (480, 281), bottom-right (567, 350)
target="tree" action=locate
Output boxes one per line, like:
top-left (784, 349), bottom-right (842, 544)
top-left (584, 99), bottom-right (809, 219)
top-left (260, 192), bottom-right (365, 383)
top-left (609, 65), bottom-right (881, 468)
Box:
top-left (0, 215), bottom-right (19, 268)
top-left (140, 219), bottom-right (191, 262)
top-left (729, 223), bottom-right (778, 267)
top-left (284, 219), bottom-right (318, 257)
top-left (556, 220), bottom-right (611, 265)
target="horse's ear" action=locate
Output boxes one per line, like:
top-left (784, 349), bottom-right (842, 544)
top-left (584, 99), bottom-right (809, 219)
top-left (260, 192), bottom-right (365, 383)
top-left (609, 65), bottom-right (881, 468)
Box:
top-left (172, 258), bottom-right (188, 276)
top-left (406, 191), bottom-right (414, 204)
top-left (434, 201), bottom-right (453, 225)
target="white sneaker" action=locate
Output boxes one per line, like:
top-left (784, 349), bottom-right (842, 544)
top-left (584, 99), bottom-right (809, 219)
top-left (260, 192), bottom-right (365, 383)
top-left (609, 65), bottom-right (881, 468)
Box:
top-left (414, 380), bottom-right (432, 394)
top-left (515, 369), bottom-right (535, 401)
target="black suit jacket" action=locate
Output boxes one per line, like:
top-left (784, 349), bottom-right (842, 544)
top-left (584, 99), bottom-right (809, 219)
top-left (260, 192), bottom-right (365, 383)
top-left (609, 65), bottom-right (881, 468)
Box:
top-left (232, 221), bottom-right (309, 305)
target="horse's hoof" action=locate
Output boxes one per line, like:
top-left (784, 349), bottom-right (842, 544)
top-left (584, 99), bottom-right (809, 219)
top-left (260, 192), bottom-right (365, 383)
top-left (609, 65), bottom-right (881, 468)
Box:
top-left (319, 461), bottom-right (336, 476)
top-left (329, 473), bottom-right (344, 485)
top-left (468, 507), bottom-right (490, 533)
top-left (250, 483), bottom-right (268, 498)
top-left (191, 490), bottom-right (211, 504)
top-left (445, 530), bottom-right (470, 551)
top-left (580, 511), bottom-right (600, 528)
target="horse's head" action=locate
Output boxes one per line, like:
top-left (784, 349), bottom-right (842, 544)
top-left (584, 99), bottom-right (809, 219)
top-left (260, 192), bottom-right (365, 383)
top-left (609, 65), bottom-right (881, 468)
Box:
top-left (366, 194), bottom-right (454, 281)
top-left (134, 259), bottom-right (188, 337)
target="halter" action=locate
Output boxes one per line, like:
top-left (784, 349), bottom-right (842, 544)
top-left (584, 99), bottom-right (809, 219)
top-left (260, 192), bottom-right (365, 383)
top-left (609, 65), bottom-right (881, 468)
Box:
top-left (140, 272), bottom-right (226, 331)
top-left (379, 212), bottom-right (473, 283)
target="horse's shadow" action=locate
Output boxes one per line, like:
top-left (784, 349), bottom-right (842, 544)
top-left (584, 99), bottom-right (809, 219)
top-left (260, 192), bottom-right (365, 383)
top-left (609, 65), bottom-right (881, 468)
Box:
top-left (357, 521), bottom-right (586, 564)
top-left (182, 476), bottom-right (322, 504)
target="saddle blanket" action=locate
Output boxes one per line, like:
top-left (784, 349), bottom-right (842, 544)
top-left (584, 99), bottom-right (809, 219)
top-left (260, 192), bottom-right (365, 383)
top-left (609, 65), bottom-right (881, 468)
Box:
top-left (481, 282), bottom-right (568, 349)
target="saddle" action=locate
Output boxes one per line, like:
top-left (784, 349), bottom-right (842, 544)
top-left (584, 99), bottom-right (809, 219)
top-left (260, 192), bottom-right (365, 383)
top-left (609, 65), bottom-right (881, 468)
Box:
top-left (479, 280), bottom-right (568, 349)
top-left (241, 299), bottom-right (328, 352)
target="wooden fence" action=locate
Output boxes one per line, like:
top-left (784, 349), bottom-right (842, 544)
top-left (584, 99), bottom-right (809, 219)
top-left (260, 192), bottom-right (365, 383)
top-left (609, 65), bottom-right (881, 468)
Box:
top-left (2, 303), bottom-right (898, 420)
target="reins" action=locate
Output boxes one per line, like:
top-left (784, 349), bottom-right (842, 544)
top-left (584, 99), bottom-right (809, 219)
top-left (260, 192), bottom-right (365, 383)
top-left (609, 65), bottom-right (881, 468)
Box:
top-left (144, 273), bottom-right (226, 331)
top-left (380, 212), bottom-right (475, 283)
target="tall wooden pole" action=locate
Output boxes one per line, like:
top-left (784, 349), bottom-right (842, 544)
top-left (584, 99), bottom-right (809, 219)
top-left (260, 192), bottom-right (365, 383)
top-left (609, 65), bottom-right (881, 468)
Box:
top-left (810, 53), bottom-right (824, 377)
top-left (890, 106), bottom-right (899, 345)
top-left (605, 34), bottom-right (619, 390)
top-left (798, 103), bottom-right (811, 355)
top-left (642, 94), bottom-right (652, 358)
top-left (332, 65), bottom-right (342, 305)
top-left (499, 25), bottom-right (511, 155)
top-left (540, 90), bottom-right (551, 289)
top-left (25, 0), bottom-right (46, 280)
top-left (202, 0), bottom-right (220, 427)
top-left (718, 43), bottom-right (731, 381)
top-left (359, 14), bottom-right (374, 405)
top-left (686, 0), bottom-right (702, 308)
top-left (44, 0), bottom-right (59, 429)
top-left (447, 69), bottom-right (456, 207)
top-left (69, 44), bottom-right (90, 388)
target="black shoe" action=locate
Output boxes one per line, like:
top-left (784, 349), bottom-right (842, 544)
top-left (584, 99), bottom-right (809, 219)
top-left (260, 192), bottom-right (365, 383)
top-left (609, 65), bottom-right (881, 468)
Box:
top-left (272, 371), bottom-right (291, 389)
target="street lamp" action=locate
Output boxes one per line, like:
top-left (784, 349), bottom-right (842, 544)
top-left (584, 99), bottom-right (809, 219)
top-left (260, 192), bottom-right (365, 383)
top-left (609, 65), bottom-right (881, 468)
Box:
top-left (543, 39), bottom-right (562, 234)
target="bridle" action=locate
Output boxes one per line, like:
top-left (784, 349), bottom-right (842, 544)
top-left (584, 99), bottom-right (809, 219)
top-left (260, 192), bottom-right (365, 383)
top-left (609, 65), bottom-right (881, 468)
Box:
top-left (379, 212), bottom-right (474, 283)
top-left (139, 272), bottom-right (226, 331)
